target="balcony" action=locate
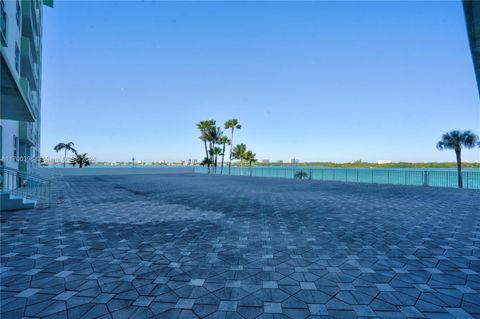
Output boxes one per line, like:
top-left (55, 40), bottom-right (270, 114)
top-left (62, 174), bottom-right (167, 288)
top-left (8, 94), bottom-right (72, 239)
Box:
top-left (19, 76), bottom-right (32, 106)
top-left (32, 61), bottom-right (39, 87)
top-left (20, 78), bottom-right (39, 119)
top-left (20, 36), bottom-right (38, 90)
top-left (19, 122), bottom-right (35, 146)
top-left (22, 0), bottom-right (40, 38)
top-left (1, 3), bottom-right (7, 47)
top-left (30, 90), bottom-right (39, 116)
top-left (0, 52), bottom-right (35, 122)
top-left (21, 0), bottom-right (38, 41)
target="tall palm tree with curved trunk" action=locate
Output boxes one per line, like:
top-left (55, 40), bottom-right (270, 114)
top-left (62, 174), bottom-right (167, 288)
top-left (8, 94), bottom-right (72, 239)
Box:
top-left (224, 119), bottom-right (241, 175)
top-left (437, 130), bottom-right (479, 188)
top-left (54, 142), bottom-right (77, 168)
top-left (197, 120), bottom-right (216, 173)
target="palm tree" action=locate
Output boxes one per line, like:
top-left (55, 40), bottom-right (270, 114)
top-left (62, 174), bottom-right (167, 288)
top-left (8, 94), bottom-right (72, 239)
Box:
top-left (243, 150), bottom-right (257, 176)
top-left (224, 119), bottom-right (242, 175)
top-left (70, 153), bottom-right (91, 168)
top-left (197, 120), bottom-right (216, 173)
top-left (200, 157), bottom-right (212, 168)
top-left (218, 136), bottom-right (230, 174)
top-left (206, 126), bottom-right (222, 149)
top-left (437, 130), bottom-right (479, 188)
top-left (205, 126), bottom-right (223, 172)
top-left (294, 171), bottom-right (309, 180)
top-left (54, 142), bottom-right (77, 168)
top-left (210, 146), bottom-right (223, 173)
top-left (232, 143), bottom-right (247, 166)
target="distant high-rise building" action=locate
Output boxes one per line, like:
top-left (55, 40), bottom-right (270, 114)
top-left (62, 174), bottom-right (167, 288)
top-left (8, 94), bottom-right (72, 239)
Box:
top-left (289, 158), bottom-right (300, 164)
top-left (463, 1), bottom-right (480, 96)
top-left (377, 160), bottom-right (392, 165)
top-left (1, 0), bottom-right (52, 174)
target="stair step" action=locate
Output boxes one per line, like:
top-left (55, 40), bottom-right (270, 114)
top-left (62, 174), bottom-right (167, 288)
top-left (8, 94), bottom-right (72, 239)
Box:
top-left (20, 199), bottom-right (36, 209)
top-left (1, 192), bottom-right (37, 211)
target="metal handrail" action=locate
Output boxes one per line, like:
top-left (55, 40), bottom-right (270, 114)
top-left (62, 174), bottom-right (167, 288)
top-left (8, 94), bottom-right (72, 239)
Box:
top-left (194, 166), bottom-right (480, 190)
top-left (1, 165), bottom-right (52, 208)
top-left (1, 166), bottom-right (49, 181)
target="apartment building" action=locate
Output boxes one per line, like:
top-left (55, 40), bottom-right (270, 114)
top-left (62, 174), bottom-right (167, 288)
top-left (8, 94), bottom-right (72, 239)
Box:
top-left (1, 0), bottom-right (51, 174)
top-left (464, 0), bottom-right (480, 95)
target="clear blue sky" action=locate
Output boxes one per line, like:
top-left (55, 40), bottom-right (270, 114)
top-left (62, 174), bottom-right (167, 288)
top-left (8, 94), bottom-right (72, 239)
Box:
top-left (41, 0), bottom-right (480, 163)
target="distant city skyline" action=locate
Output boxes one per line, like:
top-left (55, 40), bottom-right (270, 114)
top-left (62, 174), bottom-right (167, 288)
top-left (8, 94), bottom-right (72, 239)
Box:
top-left (41, 1), bottom-right (479, 163)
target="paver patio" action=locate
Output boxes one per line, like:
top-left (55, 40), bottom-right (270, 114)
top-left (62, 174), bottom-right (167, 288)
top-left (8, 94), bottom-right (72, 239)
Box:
top-left (1, 173), bottom-right (480, 318)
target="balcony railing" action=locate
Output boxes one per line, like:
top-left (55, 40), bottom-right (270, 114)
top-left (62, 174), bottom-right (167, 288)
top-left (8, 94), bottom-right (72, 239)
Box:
top-left (21, 0), bottom-right (38, 41)
top-left (24, 0), bottom-right (40, 38)
top-left (195, 166), bottom-right (480, 190)
top-left (20, 37), bottom-right (38, 90)
top-left (1, 165), bottom-right (52, 208)
top-left (19, 76), bottom-right (32, 105)
top-left (19, 122), bottom-right (36, 145)
top-left (0, 2), bottom-right (7, 47)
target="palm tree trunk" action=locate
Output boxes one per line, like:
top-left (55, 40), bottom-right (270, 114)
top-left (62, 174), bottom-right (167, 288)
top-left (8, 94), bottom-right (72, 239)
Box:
top-left (455, 149), bottom-right (463, 188)
top-left (204, 140), bottom-right (210, 173)
top-left (63, 149), bottom-right (67, 168)
top-left (228, 128), bottom-right (234, 175)
top-left (221, 144), bottom-right (226, 174)
top-left (209, 142), bottom-right (214, 173)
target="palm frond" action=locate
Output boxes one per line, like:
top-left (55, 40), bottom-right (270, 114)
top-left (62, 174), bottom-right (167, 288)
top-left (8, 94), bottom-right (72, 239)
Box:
top-left (436, 130), bottom-right (480, 151)
top-left (436, 141), bottom-right (445, 150)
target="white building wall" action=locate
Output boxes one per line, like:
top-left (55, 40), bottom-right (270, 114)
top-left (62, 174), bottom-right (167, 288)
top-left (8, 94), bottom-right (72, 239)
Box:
top-left (1, 0), bottom-right (43, 172)
top-left (0, 120), bottom-right (19, 170)
top-left (2, 0), bottom-right (22, 79)
top-left (1, 0), bottom-right (22, 170)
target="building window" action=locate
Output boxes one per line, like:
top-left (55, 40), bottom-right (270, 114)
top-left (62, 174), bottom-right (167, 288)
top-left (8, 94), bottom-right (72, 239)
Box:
top-left (0, 0), bottom-right (6, 46)
top-left (13, 135), bottom-right (18, 161)
top-left (16, 0), bottom-right (20, 28)
top-left (15, 43), bottom-right (20, 72)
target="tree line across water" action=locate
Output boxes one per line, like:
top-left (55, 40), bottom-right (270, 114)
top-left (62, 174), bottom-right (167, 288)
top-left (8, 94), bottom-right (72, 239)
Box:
top-left (196, 119), bottom-right (257, 175)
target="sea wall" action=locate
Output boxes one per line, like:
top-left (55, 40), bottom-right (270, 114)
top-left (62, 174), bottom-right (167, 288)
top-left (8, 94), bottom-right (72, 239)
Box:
top-left (37, 167), bottom-right (195, 177)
